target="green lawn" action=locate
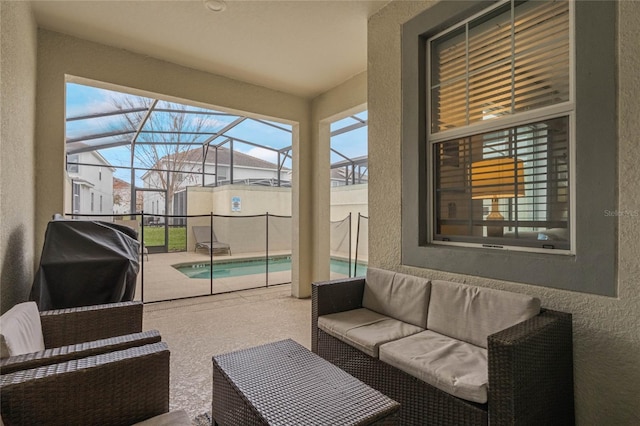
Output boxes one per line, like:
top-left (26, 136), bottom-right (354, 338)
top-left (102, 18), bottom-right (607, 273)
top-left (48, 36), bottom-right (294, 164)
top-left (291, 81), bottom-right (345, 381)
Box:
top-left (142, 226), bottom-right (186, 252)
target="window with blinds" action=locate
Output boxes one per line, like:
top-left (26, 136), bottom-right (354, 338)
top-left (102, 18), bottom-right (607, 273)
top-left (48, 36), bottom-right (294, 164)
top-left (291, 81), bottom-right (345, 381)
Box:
top-left (428, 0), bottom-right (572, 251)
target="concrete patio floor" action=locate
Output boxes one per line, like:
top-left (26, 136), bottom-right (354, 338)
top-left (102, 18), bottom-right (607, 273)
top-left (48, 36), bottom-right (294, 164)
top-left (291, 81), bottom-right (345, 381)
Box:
top-left (143, 284), bottom-right (311, 420)
top-left (137, 250), bottom-right (362, 419)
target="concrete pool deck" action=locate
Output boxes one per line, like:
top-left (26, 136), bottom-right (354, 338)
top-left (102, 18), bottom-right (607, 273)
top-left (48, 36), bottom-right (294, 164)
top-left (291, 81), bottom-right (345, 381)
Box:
top-left (134, 250), bottom-right (293, 303)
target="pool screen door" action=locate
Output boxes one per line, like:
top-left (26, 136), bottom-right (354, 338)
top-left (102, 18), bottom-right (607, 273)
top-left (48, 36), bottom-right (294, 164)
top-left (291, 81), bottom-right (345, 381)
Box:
top-left (135, 188), bottom-right (168, 254)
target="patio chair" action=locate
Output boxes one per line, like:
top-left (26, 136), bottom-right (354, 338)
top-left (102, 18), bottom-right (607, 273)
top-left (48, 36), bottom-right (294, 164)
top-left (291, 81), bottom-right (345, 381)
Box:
top-left (0, 301), bottom-right (159, 375)
top-left (193, 225), bottom-right (231, 256)
top-left (0, 342), bottom-right (194, 425)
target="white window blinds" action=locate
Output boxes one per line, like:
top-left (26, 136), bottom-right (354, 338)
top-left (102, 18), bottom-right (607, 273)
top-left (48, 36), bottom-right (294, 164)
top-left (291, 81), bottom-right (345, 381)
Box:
top-left (430, 0), bottom-right (570, 133)
top-left (434, 116), bottom-right (570, 249)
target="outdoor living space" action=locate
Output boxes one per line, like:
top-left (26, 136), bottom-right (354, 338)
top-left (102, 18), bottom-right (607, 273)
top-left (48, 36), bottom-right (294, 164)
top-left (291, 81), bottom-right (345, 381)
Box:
top-left (2, 1), bottom-right (639, 425)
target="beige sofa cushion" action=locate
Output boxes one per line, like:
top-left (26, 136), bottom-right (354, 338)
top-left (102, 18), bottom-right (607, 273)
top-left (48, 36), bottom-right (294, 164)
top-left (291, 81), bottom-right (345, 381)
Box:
top-left (0, 301), bottom-right (45, 358)
top-left (380, 330), bottom-right (488, 404)
top-left (427, 280), bottom-right (541, 348)
top-left (362, 268), bottom-right (431, 328)
top-left (318, 308), bottom-right (424, 358)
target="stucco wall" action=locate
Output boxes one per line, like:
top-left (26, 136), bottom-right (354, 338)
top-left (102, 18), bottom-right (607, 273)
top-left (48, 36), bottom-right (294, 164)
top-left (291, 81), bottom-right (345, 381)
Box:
top-left (185, 184), bottom-right (367, 259)
top-left (186, 185), bottom-right (292, 253)
top-left (310, 71), bottom-right (367, 283)
top-left (331, 184), bottom-right (368, 261)
top-left (35, 29), bottom-right (312, 297)
top-left (0, 2), bottom-right (37, 313)
top-left (368, 1), bottom-right (640, 423)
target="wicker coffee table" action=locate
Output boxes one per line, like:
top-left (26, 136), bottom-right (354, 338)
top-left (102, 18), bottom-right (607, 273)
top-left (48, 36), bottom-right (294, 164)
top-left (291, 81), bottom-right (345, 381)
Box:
top-left (211, 339), bottom-right (399, 425)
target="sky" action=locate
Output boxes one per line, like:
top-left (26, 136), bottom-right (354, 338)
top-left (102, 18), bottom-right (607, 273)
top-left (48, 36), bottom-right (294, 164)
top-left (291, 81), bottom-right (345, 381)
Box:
top-left (65, 83), bottom-right (368, 183)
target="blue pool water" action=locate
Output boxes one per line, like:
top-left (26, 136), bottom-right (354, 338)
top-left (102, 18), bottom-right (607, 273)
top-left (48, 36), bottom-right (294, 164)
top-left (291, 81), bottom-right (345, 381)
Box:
top-left (175, 257), bottom-right (367, 279)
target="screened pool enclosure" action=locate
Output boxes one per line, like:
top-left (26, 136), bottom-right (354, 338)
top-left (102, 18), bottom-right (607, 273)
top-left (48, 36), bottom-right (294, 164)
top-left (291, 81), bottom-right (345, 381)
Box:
top-left (64, 82), bottom-right (368, 302)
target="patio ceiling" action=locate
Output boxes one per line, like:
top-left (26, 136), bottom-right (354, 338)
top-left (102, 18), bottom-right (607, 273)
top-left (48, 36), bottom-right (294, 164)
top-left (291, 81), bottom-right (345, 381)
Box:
top-left (29, 0), bottom-right (389, 98)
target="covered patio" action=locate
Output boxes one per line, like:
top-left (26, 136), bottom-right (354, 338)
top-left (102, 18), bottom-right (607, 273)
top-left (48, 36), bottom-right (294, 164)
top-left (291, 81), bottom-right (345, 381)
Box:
top-left (2, 0), bottom-right (638, 424)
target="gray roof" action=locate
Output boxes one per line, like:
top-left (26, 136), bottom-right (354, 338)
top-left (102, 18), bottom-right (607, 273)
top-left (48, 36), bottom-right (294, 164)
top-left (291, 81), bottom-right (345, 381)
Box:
top-left (180, 146), bottom-right (289, 170)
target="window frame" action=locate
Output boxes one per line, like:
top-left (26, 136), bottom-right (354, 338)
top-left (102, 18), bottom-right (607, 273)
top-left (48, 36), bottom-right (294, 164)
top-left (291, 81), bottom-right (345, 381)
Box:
top-left (426, 0), bottom-right (575, 254)
top-left (431, 114), bottom-right (573, 253)
top-left (400, 0), bottom-right (617, 295)
top-left (67, 154), bottom-right (79, 174)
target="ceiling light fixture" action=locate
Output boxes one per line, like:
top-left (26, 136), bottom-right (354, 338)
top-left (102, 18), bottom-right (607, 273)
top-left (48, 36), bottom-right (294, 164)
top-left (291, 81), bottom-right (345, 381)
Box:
top-left (203, 0), bottom-right (227, 12)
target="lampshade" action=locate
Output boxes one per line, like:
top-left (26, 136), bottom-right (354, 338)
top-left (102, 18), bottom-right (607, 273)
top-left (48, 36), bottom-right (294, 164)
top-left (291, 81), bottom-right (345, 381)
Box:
top-left (471, 157), bottom-right (525, 199)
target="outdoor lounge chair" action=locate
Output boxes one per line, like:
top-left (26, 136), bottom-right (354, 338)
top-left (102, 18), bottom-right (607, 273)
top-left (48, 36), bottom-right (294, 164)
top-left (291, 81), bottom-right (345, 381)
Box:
top-left (1, 342), bottom-right (181, 425)
top-left (0, 301), bottom-right (159, 375)
top-left (193, 225), bottom-right (231, 256)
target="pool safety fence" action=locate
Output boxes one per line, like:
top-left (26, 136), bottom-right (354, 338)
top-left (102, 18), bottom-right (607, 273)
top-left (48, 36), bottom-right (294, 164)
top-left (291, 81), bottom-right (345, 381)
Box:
top-left (61, 212), bottom-right (368, 303)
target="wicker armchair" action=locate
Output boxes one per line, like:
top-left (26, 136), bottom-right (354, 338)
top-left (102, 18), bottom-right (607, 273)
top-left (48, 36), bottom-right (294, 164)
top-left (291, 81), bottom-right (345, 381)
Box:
top-left (0, 301), bottom-right (159, 375)
top-left (1, 342), bottom-right (170, 425)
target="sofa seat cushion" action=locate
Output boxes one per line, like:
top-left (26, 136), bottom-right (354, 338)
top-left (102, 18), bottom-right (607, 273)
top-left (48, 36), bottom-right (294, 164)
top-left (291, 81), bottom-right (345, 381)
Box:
top-left (318, 308), bottom-right (424, 358)
top-left (427, 280), bottom-right (541, 348)
top-left (380, 330), bottom-right (488, 404)
top-left (363, 268), bottom-right (431, 328)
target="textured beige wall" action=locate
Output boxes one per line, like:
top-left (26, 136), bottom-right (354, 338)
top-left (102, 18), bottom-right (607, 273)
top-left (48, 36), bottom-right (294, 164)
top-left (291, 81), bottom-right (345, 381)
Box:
top-left (330, 184), bottom-right (368, 222)
top-left (310, 71), bottom-right (367, 286)
top-left (35, 30), bottom-right (312, 297)
top-left (0, 2), bottom-right (38, 313)
top-left (186, 185), bottom-right (292, 217)
top-left (330, 184), bottom-right (368, 261)
top-left (368, 1), bottom-right (640, 423)
top-left (185, 185), bottom-right (292, 253)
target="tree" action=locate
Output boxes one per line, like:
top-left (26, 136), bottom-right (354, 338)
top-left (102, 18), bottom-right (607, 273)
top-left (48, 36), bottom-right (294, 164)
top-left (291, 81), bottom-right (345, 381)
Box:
top-left (110, 96), bottom-right (210, 223)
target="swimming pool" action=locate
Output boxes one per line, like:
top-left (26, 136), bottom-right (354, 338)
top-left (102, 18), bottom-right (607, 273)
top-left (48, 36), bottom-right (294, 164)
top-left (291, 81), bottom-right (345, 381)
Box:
top-left (174, 256), bottom-right (367, 279)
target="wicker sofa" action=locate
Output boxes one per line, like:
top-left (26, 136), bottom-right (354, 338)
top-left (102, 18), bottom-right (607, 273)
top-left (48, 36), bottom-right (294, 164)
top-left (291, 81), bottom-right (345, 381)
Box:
top-left (312, 268), bottom-right (574, 425)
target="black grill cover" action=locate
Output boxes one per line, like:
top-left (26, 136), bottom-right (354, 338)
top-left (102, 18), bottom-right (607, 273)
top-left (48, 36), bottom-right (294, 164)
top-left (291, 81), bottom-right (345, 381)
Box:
top-left (30, 219), bottom-right (140, 310)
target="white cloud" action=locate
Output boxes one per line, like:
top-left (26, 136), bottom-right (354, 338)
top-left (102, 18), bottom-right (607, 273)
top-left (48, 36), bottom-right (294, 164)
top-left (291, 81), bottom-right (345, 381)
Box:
top-left (246, 147), bottom-right (278, 163)
top-left (197, 116), bottom-right (230, 129)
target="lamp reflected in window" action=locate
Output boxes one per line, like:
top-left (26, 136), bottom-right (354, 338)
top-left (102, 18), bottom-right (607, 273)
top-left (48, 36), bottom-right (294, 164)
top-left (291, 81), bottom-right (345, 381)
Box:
top-left (471, 157), bottom-right (524, 237)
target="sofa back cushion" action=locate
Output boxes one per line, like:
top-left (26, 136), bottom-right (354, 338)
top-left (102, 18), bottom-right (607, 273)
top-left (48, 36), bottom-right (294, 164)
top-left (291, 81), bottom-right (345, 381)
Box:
top-left (427, 280), bottom-right (541, 348)
top-left (0, 301), bottom-right (45, 358)
top-left (362, 268), bottom-right (431, 328)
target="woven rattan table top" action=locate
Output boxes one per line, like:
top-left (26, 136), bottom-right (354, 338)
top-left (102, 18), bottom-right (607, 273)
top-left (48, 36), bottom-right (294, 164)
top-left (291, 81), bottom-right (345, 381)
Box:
top-left (212, 339), bottom-right (399, 425)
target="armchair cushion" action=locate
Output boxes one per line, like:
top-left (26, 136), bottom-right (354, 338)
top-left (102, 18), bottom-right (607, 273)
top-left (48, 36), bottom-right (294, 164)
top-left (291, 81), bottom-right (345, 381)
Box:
top-left (318, 308), bottom-right (423, 358)
top-left (363, 268), bottom-right (431, 328)
top-left (380, 330), bottom-right (488, 403)
top-left (427, 280), bottom-right (540, 348)
top-left (0, 302), bottom-right (45, 358)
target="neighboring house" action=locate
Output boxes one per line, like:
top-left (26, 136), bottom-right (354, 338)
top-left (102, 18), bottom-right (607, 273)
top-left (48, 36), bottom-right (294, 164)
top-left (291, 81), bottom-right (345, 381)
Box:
top-left (141, 146), bottom-right (291, 219)
top-left (66, 151), bottom-right (115, 217)
top-left (330, 155), bottom-right (368, 187)
top-left (113, 177), bottom-right (143, 216)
